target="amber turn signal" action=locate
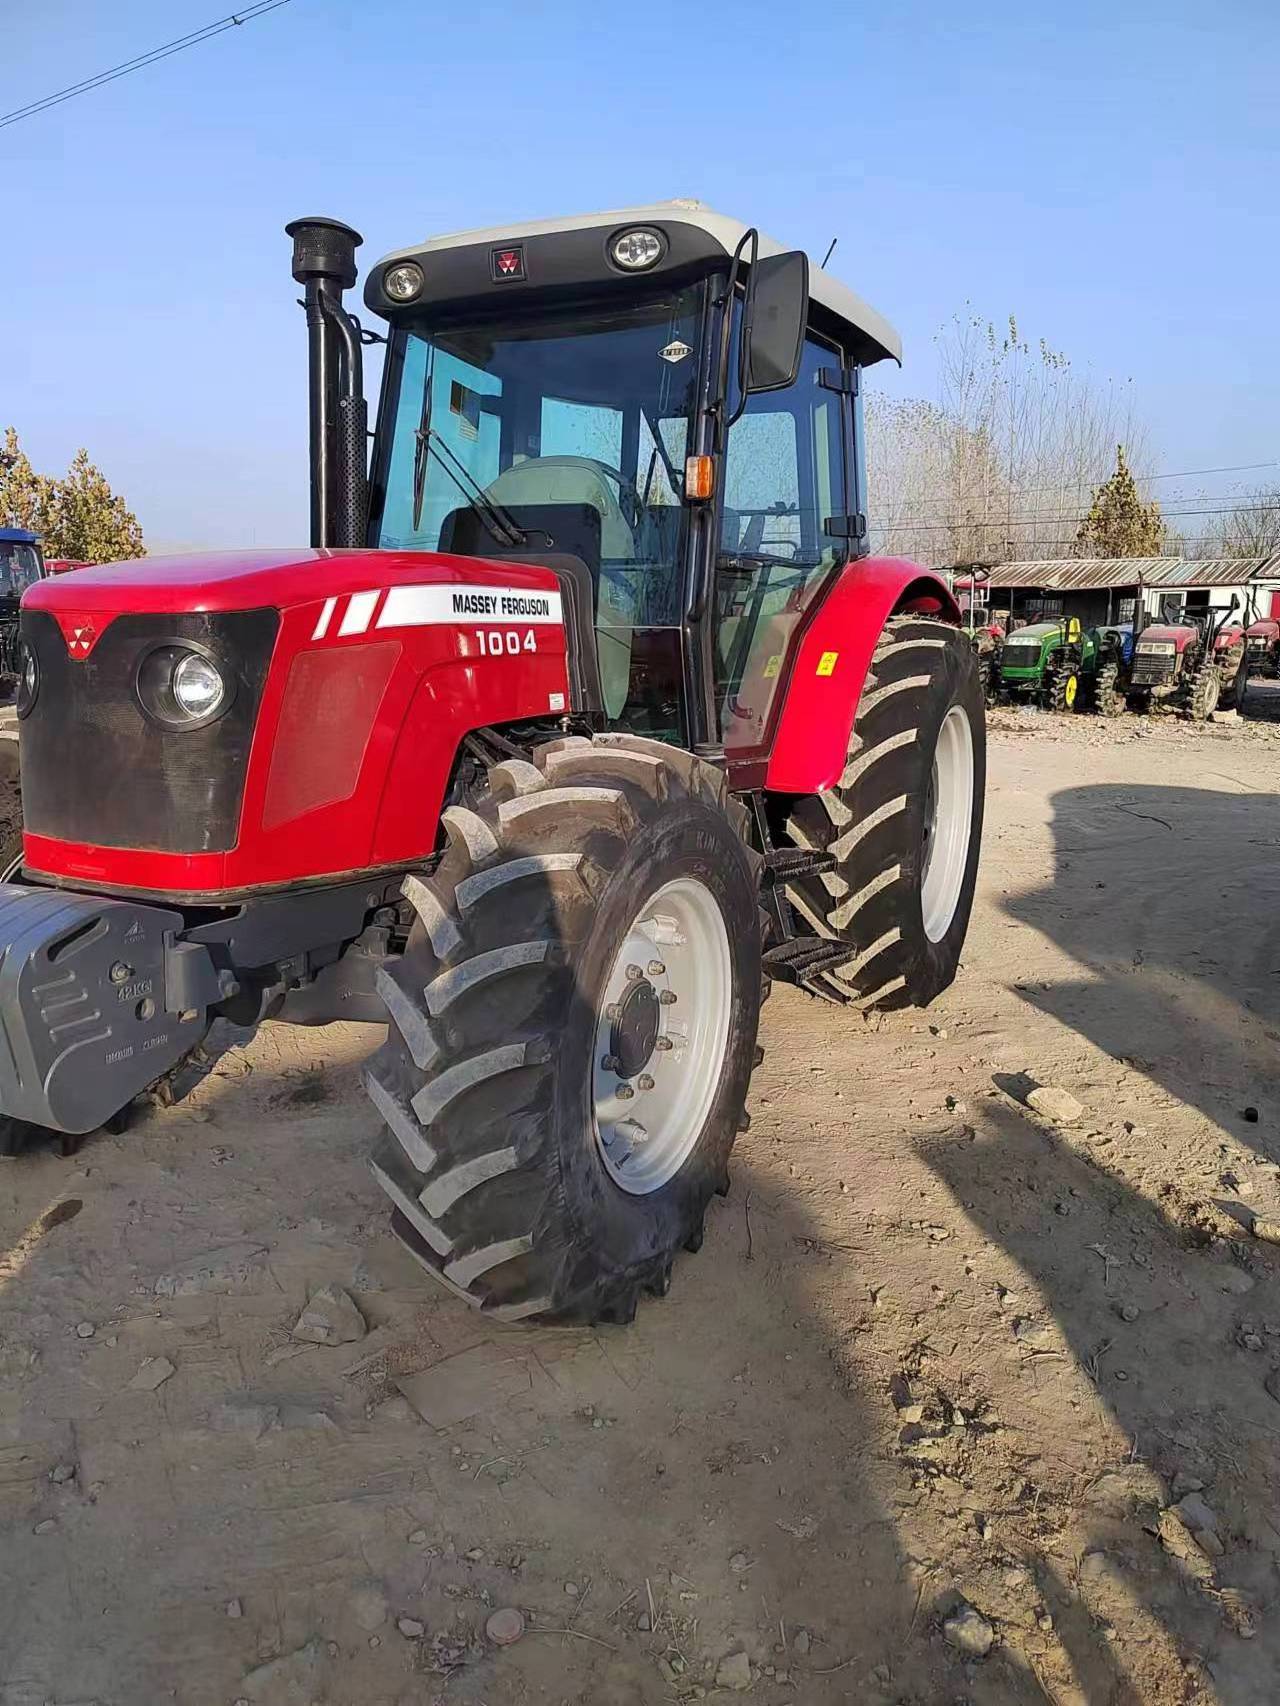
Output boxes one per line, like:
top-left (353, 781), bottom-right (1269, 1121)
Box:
top-left (684, 455), bottom-right (715, 500)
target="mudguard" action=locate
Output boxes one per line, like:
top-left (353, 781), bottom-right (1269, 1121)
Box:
top-left (764, 557), bottom-right (960, 795)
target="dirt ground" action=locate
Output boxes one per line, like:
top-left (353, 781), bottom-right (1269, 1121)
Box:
top-left (5, 690), bottom-right (1280, 1706)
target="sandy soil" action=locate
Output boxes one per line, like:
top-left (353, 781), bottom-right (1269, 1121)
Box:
top-left (4, 692), bottom-right (1280, 1705)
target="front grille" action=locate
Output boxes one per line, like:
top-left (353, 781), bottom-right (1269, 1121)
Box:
top-left (1130, 655), bottom-right (1175, 687)
top-left (1001, 647), bottom-right (1041, 670)
top-left (19, 608), bottom-right (278, 852)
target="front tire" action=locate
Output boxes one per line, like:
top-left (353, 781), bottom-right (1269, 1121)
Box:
top-left (363, 734), bottom-right (763, 1324)
top-left (1090, 659), bottom-right (1124, 717)
top-left (1184, 662), bottom-right (1221, 721)
top-left (780, 616), bottom-right (985, 1009)
top-left (1046, 662), bottom-right (1080, 714)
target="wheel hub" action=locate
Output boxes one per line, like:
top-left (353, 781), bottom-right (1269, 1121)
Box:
top-left (610, 977), bottom-right (661, 1078)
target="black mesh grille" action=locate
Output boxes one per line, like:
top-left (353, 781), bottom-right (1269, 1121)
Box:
top-left (19, 608), bottom-right (279, 853)
top-left (1130, 654), bottom-right (1176, 687)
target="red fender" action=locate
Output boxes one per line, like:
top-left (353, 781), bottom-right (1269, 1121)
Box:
top-left (763, 557), bottom-right (960, 796)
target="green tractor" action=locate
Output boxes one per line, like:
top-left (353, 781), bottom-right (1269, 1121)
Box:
top-left (995, 616), bottom-right (1092, 712)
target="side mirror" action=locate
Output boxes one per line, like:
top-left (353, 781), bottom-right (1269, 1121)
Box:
top-left (745, 250), bottom-right (809, 393)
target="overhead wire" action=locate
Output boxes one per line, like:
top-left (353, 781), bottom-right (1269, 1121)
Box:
top-left (0, 2), bottom-right (293, 130)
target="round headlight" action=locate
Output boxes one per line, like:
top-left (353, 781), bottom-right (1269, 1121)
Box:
top-left (172, 652), bottom-right (226, 718)
top-left (383, 261), bottom-right (424, 302)
top-left (16, 644), bottom-right (38, 718)
top-left (136, 644), bottom-right (233, 729)
top-left (611, 228), bottom-right (664, 271)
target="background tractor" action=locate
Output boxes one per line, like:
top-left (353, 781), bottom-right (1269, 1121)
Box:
top-left (0, 528), bottom-right (46, 860)
top-left (1079, 622), bottom-right (1132, 716)
top-left (0, 203), bottom-right (985, 1325)
top-left (1126, 600), bottom-right (1245, 719)
top-left (995, 616), bottom-right (1089, 711)
top-left (1244, 616), bottom-right (1280, 680)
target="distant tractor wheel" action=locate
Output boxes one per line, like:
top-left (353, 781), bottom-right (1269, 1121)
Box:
top-left (1185, 662), bottom-right (1221, 722)
top-left (780, 616), bottom-right (985, 1009)
top-left (1047, 663), bottom-right (1080, 714)
top-left (363, 734), bottom-right (764, 1325)
top-left (1091, 659), bottom-right (1124, 717)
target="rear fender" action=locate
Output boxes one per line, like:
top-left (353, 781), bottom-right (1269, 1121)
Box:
top-left (764, 558), bottom-right (960, 796)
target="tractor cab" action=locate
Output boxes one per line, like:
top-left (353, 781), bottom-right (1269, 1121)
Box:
top-left (356, 202), bottom-right (899, 766)
top-left (0, 527), bottom-right (46, 685)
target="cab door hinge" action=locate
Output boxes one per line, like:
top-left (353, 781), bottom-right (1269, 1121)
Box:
top-left (818, 366), bottom-right (860, 396)
top-left (824, 512), bottom-right (867, 541)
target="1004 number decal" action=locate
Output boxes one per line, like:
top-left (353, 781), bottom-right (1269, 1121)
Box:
top-left (474, 629), bottom-right (537, 656)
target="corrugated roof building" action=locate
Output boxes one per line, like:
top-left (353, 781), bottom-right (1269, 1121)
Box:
top-left (968, 556), bottom-right (1280, 627)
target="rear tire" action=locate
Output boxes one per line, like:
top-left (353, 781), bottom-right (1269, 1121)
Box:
top-left (780, 617), bottom-right (985, 1009)
top-left (363, 734), bottom-right (763, 1324)
top-left (1091, 660), bottom-right (1124, 717)
top-left (1185, 662), bottom-right (1220, 721)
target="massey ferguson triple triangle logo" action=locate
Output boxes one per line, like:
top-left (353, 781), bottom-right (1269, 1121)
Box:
top-left (53, 612), bottom-right (104, 660)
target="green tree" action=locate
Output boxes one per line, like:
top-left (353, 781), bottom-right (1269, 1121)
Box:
top-left (0, 429), bottom-right (143, 562)
top-left (47, 447), bottom-right (144, 562)
top-left (1074, 445), bottom-right (1165, 557)
top-left (0, 427), bottom-right (56, 536)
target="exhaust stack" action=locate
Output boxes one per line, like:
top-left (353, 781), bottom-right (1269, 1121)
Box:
top-left (286, 216), bottom-right (367, 549)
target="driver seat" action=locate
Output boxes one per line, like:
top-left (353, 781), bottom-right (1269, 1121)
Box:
top-left (485, 457), bottom-right (637, 719)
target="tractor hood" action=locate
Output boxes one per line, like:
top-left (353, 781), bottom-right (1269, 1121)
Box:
top-left (1139, 624), bottom-right (1197, 650)
top-left (1247, 619), bottom-right (1280, 639)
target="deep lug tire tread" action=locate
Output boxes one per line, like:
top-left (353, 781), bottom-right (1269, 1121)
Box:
top-left (780, 617), bottom-right (985, 1010)
top-left (363, 734), bottom-right (763, 1324)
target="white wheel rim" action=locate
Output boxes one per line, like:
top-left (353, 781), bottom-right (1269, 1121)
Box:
top-left (592, 876), bottom-right (732, 1196)
top-left (920, 705), bottom-right (974, 944)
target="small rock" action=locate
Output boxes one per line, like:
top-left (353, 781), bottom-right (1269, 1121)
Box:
top-left (75, 1321), bottom-right (96, 1339)
top-left (129, 1356), bottom-right (176, 1391)
top-left (715, 1651), bottom-right (753, 1690)
top-left (636, 1612), bottom-right (651, 1631)
top-left (1002, 1567), bottom-right (1030, 1589)
top-left (1119, 1304), bottom-right (1140, 1323)
top-left (49, 1462), bottom-right (76, 1484)
top-left (658, 1657), bottom-right (679, 1685)
top-left (1026, 1085), bottom-right (1083, 1126)
top-left (397, 1617), bottom-right (425, 1639)
top-left (408, 1528), bottom-right (428, 1544)
top-left (351, 1583), bottom-right (388, 1632)
top-left (1217, 1266), bottom-right (1255, 1295)
top-left (1080, 1550), bottom-right (1111, 1582)
top-left (564, 1581), bottom-right (580, 1597)
top-left (33, 1518), bottom-right (56, 1534)
top-left (485, 1606), bottom-right (525, 1646)
top-left (1175, 1492), bottom-right (1219, 1534)
top-left (943, 1603), bottom-right (994, 1658)
top-left (290, 1283), bottom-right (367, 1347)
top-left (1196, 1527), bottom-right (1225, 1558)
top-left (1171, 1472), bottom-right (1205, 1498)
top-left (898, 1403), bottom-right (925, 1424)
top-left (464, 1546), bottom-right (484, 1562)
top-left (793, 1628), bottom-right (811, 1655)
top-left (729, 1551), bottom-right (751, 1574)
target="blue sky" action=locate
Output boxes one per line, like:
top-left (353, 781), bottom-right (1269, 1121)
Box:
top-left (4, 0), bottom-right (1278, 550)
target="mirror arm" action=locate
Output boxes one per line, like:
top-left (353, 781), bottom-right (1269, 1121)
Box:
top-left (726, 229), bottom-right (759, 431)
top-left (713, 228), bottom-right (758, 443)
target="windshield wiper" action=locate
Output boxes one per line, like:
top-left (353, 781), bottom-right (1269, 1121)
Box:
top-left (424, 429), bottom-right (531, 550)
top-left (411, 357), bottom-right (436, 532)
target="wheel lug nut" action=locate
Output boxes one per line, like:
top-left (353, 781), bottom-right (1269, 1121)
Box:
top-left (616, 1084), bottom-right (635, 1100)
top-left (637, 1073), bottom-right (655, 1091)
top-left (654, 1036), bottom-right (673, 1052)
top-left (625, 963), bottom-right (643, 981)
top-left (601, 1054), bottom-right (621, 1071)
top-left (647, 960), bottom-right (666, 976)
top-left (606, 1003), bottom-right (622, 1022)
top-left (659, 990), bottom-right (677, 1005)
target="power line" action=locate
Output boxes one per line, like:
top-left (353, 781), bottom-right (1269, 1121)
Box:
top-left (876, 459), bottom-right (1280, 516)
top-left (0, 2), bottom-right (292, 131)
top-left (882, 500), bottom-right (1280, 535)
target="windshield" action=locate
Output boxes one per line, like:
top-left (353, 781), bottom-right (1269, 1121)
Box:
top-left (0, 540), bottom-right (43, 598)
top-left (373, 286), bottom-right (707, 721)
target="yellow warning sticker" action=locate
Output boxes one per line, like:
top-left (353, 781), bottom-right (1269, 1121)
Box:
top-left (816, 650), bottom-right (839, 677)
top-left (763, 653), bottom-right (782, 679)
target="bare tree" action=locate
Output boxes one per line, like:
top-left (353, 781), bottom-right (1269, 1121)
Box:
top-left (1195, 485), bottom-right (1280, 559)
top-left (866, 312), bottom-right (1156, 567)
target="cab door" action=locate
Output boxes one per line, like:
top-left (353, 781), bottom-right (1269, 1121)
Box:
top-left (713, 329), bottom-right (852, 765)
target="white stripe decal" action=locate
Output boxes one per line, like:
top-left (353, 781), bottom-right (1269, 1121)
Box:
top-left (312, 596), bottom-right (338, 640)
top-left (377, 584), bottom-right (564, 630)
top-left (338, 589), bottom-right (381, 636)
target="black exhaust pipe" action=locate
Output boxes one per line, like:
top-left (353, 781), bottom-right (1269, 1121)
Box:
top-left (286, 216), bottom-right (367, 549)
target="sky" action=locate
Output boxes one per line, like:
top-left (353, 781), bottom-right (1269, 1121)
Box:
top-left (3, 0), bottom-right (1278, 552)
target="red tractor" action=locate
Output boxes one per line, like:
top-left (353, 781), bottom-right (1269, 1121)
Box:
top-left (1126, 600), bottom-right (1246, 719)
top-left (0, 205), bottom-right (984, 1324)
top-left (1245, 616), bottom-right (1280, 679)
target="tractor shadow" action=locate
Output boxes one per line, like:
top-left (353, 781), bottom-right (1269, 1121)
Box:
top-left (1001, 779), bottom-right (1280, 1169)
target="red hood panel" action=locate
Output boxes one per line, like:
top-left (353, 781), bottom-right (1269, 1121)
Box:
top-left (23, 547), bottom-right (558, 616)
top-left (1140, 624), bottom-right (1196, 649)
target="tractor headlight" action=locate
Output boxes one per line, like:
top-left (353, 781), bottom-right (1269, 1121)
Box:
top-left (1136, 641), bottom-right (1176, 656)
top-left (16, 643), bottom-right (38, 718)
top-left (610, 227), bottom-right (665, 271)
top-left (136, 644), bottom-right (232, 729)
top-left (383, 261), bottom-right (424, 303)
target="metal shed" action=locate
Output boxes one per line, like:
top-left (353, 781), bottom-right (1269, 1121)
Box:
top-left (969, 556), bottom-right (1280, 629)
